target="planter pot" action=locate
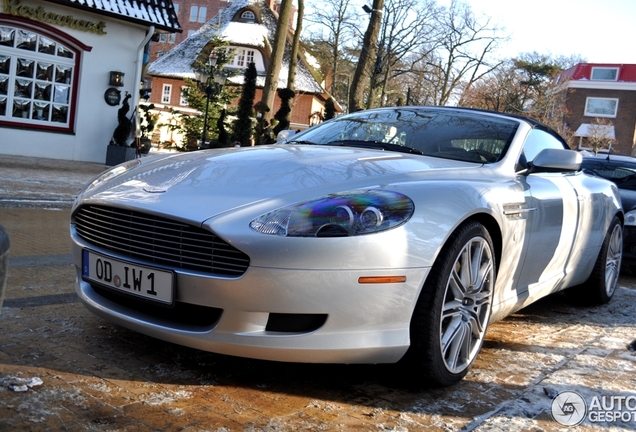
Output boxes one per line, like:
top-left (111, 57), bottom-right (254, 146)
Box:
top-left (106, 145), bottom-right (137, 166)
top-left (138, 138), bottom-right (152, 154)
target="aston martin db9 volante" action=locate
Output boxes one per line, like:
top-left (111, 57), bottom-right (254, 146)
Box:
top-left (71, 107), bottom-right (623, 386)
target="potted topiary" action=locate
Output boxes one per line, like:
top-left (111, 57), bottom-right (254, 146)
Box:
top-left (138, 103), bottom-right (157, 154)
top-left (106, 92), bottom-right (137, 166)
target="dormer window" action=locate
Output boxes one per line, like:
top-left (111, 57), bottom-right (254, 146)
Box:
top-left (241, 11), bottom-right (256, 21)
top-left (224, 46), bottom-right (264, 71)
top-left (591, 67), bottom-right (619, 81)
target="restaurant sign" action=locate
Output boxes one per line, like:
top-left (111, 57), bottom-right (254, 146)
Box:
top-left (3, 0), bottom-right (107, 35)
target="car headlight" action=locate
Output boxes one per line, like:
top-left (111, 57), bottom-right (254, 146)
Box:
top-left (626, 209), bottom-right (636, 226)
top-left (249, 190), bottom-right (414, 237)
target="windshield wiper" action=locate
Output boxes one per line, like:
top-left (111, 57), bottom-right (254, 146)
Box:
top-left (287, 139), bottom-right (318, 145)
top-left (327, 140), bottom-right (424, 155)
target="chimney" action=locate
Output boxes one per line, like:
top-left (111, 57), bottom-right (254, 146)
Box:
top-left (268, 0), bottom-right (281, 14)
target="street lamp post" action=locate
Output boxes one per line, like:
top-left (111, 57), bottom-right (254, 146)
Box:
top-left (194, 52), bottom-right (227, 149)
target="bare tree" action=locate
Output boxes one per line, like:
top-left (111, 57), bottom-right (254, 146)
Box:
top-left (368, 0), bottom-right (438, 108)
top-left (304, 0), bottom-right (359, 97)
top-left (287, 0), bottom-right (304, 91)
top-left (349, 0), bottom-right (384, 112)
top-left (260, 0), bottom-right (294, 121)
top-left (585, 118), bottom-right (616, 154)
top-left (460, 60), bottom-right (523, 112)
top-left (422, 0), bottom-right (504, 106)
top-left (459, 52), bottom-right (583, 146)
top-left (281, 0), bottom-right (304, 127)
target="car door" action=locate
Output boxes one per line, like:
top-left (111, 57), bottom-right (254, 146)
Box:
top-left (514, 129), bottom-right (581, 296)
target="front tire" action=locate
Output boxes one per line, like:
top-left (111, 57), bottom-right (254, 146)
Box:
top-left (403, 221), bottom-right (496, 387)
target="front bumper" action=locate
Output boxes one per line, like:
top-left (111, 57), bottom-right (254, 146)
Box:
top-left (71, 230), bottom-right (429, 364)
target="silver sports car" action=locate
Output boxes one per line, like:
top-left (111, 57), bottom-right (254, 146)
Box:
top-left (71, 106), bottom-right (623, 386)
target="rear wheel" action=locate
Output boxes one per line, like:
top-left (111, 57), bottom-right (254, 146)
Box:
top-left (569, 216), bottom-right (622, 305)
top-left (403, 221), bottom-right (496, 387)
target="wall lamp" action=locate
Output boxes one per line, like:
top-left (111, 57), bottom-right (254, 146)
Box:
top-left (109, 71), bottom-right (125, 87)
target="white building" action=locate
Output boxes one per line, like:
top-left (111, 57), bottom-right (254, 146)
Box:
top-left (0, 0), bottom-right (180, 163)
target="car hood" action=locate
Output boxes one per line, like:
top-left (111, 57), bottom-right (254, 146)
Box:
top-left (78, 145), bottom-right (481, 223)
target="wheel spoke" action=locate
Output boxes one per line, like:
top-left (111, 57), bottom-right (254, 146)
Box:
top-left (442, 320), bottom-right (469, 370)
top-left (449, 268), bottom-right (467, 299)
top-left (441, 316), bottom-right (463, 354)
top-left (465, 307), bottom-right (486, 335)
top-left (469, 240), bottom-right (485, 287)
top-left (442, 299), bottom-right (463, 317)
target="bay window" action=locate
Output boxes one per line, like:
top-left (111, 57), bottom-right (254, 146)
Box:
top-left (0, 25), bottom-right (77, 130)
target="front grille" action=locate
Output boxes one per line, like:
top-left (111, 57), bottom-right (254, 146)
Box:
top-left (74, 205), bottom-right (250, 276)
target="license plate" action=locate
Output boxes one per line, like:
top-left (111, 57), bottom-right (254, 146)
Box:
top-left (82, 250), bottom-right (174, 305)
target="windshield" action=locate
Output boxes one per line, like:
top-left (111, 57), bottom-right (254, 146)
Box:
top-left (287, 108), bottom-right (519, 163)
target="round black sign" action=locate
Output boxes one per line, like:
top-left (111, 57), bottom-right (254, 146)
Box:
top-left (104, 88), bottom-right (122, 106)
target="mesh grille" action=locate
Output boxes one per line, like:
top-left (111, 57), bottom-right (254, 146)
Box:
top-left (74, 205), bottom-right (250, 276)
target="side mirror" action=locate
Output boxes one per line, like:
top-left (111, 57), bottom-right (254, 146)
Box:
top-left (529, 148), bottom-right (581, 174)
top-left (276, 130), bottom-right (297, 143)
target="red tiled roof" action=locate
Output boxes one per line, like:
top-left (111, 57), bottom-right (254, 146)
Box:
top-left (42, 0), bottom-right (181, 32)
top-left (560, 63), bottom-right (636, 82)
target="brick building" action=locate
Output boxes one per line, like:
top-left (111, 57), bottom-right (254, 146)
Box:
top-left (148, 0), bottom-right (226, 64)
top-left (0, 0), bottom-right (181, 163)
top-left (558, 63), bottom-right (636, 155)
top-left (146, 0), bottom-right (335, 146)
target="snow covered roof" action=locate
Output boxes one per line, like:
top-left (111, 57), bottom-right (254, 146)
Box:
top-left (42, 0), bottom-right (181, 32)
top-left (147, 0), bottom-right (324, 94)
top-left (560, 63), bottom-right (636, 83)
top-left (222, 21), bottom-right (270, 47)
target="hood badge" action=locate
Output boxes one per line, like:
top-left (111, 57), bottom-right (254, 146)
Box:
top-left (142, 169), bottom-right (197, 194)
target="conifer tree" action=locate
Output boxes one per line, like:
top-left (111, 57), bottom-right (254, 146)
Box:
top-left (273, 88), bottom-right (295, 135)
top-left (323, 98), bottom-right (336, 120)
top-left (232, 62), bottom-right (257, 145)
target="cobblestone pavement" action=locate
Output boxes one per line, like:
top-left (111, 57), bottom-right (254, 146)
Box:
top-left (0, 156), bottom-right (635, 431)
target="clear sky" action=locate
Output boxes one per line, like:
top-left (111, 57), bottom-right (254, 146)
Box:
top-left (438, 0), bottom-right (636, 64)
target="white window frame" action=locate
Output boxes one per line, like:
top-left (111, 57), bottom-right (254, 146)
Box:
top-left (162, 84), bottom-right (172, 104)
top-left (232, 49), bottom-right (255, 67)
top-left (584, 97), bottom-right (618, 118)
top-left (235, 49), bottom-right (245, 67)
top-left (189, 6), bottom-right (198, 22)
top-left (159, 34), bottom-right (167, 43)
top-left (241, 11), bottom-right (256, 20)
top-left (198, 7), bottom-right (207, 23)
top-left (168, 34), bottom-right (176, 44)
top-left (0, 24), bottom-right (77, 130)
top-left (591, 67), bottom-right (619, 81)
top-left (180, 86), bottom-right (188, 106)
